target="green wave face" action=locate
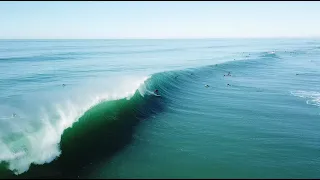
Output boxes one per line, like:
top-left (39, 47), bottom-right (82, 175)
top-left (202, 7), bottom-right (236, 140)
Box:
top-left (0, 74), bottom-right (167, 178)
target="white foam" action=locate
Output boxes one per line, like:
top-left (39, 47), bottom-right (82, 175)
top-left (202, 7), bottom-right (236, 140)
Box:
top-left (290, 90), bottom-right (320, 107)
top-left (269, 51), bottom-right (276, 54)
top-left (0, 76), bottom-right (151, 175)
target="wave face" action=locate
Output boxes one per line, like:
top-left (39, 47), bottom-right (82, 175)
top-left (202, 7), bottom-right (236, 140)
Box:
top-left (1, 39), bottom-right (320, 178)
top-left (0, 68), bottom-right (203, 178)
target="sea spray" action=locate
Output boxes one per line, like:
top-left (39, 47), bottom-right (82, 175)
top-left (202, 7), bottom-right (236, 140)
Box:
top-left (0, 76), bottom-right (150, 175)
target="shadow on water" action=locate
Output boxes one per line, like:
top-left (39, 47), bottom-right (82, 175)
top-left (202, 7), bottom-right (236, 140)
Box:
top-left (0, 91), bottom-right (166, 179)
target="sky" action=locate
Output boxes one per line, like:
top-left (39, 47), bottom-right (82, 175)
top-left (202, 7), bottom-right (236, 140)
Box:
top-left (1, 1), bottom-right (320, 39)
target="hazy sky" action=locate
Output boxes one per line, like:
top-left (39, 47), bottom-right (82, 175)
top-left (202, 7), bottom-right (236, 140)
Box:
top-left (1, 1), bottom-right (320, 39)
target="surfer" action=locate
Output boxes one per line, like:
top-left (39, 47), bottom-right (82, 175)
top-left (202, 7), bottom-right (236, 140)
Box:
top-left (62, 84), bottom-right (66, 87)
top-left (205, 84), bottom-right (209, 88)
top-left (224, 72), bottom-right (231, 77)
top-left (12, 113), bottom-right (17, 118)
top-left (154, 89), bottom-right (159, 95)
top-left (227, 84), bottom-right (230, 86)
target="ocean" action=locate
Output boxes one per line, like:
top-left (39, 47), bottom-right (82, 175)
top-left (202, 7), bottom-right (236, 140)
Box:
top-left (0, 39), bottom-right (319, 178)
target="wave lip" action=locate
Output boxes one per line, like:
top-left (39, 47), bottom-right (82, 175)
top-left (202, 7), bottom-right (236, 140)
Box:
top-left (259, 51), bottom-right (281, 59)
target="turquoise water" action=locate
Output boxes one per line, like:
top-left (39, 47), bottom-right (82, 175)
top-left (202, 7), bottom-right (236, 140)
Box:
top-left (0, 39), bottom-right (319, 178)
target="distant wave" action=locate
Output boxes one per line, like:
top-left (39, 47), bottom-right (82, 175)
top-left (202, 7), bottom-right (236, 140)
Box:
top-left (259, 51), bottom-right (281, 59)
top-left (0, 55), bottom-right (77, 63)
top-left (0, 48), bottom-right (187, 62)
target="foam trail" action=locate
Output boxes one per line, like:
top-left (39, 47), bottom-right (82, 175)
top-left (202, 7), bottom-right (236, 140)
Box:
top-left (291, 90), bottom-right (320, 107)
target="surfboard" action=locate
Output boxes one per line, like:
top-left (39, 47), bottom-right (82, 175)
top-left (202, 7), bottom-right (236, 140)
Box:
top-left (149, 90), bottom-right (161, 97)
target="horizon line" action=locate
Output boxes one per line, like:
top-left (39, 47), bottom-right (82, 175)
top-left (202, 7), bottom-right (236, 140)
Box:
top-left (1, 37), bottom-right (320, 40)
